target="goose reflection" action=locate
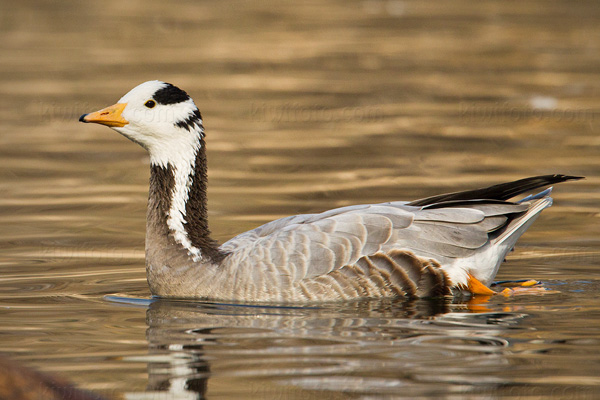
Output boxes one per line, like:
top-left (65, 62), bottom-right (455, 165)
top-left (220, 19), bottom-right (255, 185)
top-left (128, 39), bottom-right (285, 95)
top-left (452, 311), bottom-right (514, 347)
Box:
top-left (130, 296), bottom-right (525, 399)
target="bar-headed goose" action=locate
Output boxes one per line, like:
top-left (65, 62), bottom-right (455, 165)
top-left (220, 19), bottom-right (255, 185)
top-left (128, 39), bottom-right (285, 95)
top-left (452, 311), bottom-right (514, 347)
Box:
top-left (80, 81), bottom-right (582, 302)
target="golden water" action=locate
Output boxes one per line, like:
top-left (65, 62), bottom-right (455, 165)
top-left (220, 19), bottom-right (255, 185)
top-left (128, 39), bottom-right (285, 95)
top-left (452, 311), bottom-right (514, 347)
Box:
top-left (0, 0), bottom-right (599, 398)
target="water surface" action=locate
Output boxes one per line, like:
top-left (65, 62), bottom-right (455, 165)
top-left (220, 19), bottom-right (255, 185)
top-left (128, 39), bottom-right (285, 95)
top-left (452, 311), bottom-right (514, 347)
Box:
top-left (0, 0), bottom-right (599, 398)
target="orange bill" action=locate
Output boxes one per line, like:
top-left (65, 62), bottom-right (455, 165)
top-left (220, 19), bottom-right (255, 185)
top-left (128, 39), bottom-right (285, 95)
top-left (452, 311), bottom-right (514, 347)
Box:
top-left (79, 103), bottom-right (128, 127)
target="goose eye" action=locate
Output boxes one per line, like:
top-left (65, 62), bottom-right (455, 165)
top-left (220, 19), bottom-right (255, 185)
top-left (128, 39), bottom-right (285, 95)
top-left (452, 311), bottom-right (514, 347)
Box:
top-left (145, 100), bottom-right (156, 109)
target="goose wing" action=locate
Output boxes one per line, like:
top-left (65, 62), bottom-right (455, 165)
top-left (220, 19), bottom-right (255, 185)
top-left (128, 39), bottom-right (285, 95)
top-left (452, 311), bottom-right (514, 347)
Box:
top-left (219, 201), bottom-right (522, 282)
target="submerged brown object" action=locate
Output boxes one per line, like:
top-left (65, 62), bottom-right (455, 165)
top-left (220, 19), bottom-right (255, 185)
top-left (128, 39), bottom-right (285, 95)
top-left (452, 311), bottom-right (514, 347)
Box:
top-left (0, 356), bottom-right (107, 400)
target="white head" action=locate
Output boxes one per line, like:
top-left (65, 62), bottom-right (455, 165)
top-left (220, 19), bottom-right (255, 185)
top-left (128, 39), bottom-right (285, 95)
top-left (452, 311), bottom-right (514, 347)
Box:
top-left (80, 80), bottom-right (204, 168)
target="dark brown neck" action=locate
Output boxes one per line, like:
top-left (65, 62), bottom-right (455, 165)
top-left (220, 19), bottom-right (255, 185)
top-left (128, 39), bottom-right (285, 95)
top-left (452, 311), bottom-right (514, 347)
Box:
top-left (183, 139), bottom-right (225, 262)
top-left (147, 141), bottom-right (225, 263)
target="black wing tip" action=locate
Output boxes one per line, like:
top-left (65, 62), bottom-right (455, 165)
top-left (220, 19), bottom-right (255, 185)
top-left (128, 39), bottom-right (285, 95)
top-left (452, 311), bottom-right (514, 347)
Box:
top-left (511, 174), bottom-right (584, 186)
top-left (551, 174), bottom-right (585, 182)
top-left (407, 173), bottom-right (584, 207)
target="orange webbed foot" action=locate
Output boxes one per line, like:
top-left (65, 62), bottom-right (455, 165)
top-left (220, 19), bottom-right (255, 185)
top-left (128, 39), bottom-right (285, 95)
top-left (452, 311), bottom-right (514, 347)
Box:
top-left (467, 273), bottom-right (497, 296)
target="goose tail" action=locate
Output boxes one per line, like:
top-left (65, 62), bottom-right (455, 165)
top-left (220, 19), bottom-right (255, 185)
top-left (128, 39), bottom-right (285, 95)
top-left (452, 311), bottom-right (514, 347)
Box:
top-left (467, 190), bottom-right (555, 287)
top-left (493, 190), bottom-right (553, 248)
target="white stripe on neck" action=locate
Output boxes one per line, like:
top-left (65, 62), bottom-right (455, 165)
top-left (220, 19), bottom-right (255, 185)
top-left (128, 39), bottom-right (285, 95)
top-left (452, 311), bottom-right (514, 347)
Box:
top-left (150, 125), bottom-right (205, 262)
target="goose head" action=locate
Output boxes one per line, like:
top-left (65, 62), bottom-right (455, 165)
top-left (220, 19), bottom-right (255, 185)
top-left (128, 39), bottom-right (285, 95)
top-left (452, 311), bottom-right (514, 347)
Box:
top-left (79, 80), bottom-right (204, 168)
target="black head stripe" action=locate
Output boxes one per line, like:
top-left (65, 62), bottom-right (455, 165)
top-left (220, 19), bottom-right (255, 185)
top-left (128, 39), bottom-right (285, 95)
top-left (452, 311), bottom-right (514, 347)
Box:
top-left (153, 83), bottom-right (190, 105)
top-left (175, 109), bottom-right (203, 132)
